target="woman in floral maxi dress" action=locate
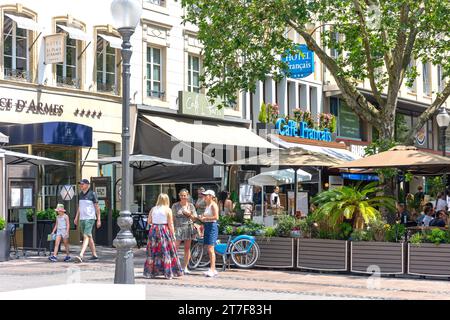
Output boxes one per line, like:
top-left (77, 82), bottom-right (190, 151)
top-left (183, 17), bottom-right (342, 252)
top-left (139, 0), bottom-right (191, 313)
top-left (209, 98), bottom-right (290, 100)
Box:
top-left (144, 193), bottom-right (183, 279)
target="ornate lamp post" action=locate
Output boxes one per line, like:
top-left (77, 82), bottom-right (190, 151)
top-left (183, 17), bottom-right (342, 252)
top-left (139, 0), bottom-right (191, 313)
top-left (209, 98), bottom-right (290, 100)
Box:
top-left (436, 106), bottom-right (450, 202)
top-left (111, 0), bottom-right (142, 284)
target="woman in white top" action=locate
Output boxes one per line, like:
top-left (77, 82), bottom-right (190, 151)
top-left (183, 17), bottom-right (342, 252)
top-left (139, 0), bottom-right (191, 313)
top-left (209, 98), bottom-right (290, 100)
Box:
top-left (143, 193), bottom-right (183, 279)
top-left (198, 190), bottom-right (220, 277)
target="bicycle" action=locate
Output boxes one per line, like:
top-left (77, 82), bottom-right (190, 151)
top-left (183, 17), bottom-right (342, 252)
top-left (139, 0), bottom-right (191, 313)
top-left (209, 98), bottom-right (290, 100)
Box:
top-left (131, 213), bottom-right (148, 249)
top-left (189, 234), bottom-right (260, 271)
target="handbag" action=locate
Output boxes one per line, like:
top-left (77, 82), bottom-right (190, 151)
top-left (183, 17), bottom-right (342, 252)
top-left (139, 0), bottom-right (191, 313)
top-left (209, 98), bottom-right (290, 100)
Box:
top-left (47, 233), bottom-right (57, 241)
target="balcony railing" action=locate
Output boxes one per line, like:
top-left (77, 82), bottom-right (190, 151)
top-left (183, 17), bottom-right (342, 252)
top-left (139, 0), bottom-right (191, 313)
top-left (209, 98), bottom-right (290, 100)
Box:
top-left (148, 90), bottom-right (165, 99)
top-left (4, 68), bottom-right (30, 82)
top-left (97, 82), bottom-right (118, 95)
top-left (56, 76), bottom-right (80, 89)
top-left (146, 0), bottom-right (165, 6)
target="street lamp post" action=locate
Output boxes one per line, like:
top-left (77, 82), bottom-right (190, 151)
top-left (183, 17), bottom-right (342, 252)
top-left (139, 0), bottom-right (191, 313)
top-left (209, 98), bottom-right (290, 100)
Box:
top-left (436, 106), bottom-right (450, 202)
top-left (111, 0), bottom-right (142, 284)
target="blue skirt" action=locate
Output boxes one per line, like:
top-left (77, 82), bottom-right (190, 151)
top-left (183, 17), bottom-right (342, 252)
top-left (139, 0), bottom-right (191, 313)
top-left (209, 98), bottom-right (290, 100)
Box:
top-left (203, 222), bottom-right (218, 245)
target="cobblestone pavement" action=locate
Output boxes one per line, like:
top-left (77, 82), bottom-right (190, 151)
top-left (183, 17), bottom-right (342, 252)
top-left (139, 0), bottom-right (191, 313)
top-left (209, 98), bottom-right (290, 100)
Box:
top-left (1, 246), bottom-right (450, 300)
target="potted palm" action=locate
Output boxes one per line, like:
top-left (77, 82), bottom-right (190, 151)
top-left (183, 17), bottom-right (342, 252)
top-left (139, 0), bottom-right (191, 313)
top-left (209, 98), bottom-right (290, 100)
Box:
top-left (0, 217), bottom-right (10, 262)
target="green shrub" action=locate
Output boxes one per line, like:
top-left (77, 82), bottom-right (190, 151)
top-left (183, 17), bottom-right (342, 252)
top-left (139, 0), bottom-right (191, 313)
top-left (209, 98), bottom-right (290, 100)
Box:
top-left (350, 229), bottom-right (370, 241)
top-left (384, 224), bottom-right (406, 242)
top-left (275, 215), bottom-right (296, 237)
top-left (26, 209), bottom-right (34, 222)
top-left (263, 227), bottom-right (277, 237)
top-left (426, 229), bottom-right (448, 245)
top-left (409, 233), bottom-right (423, 245)
top-left (36, 208), bottom-right (57, 221)
top-left (0, 217), bottom-right (5, 231)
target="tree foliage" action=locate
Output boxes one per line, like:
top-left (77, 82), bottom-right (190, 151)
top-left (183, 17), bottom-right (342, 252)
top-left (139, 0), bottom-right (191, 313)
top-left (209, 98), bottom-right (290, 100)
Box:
top-left (182, 0), bottom-right (450, 141)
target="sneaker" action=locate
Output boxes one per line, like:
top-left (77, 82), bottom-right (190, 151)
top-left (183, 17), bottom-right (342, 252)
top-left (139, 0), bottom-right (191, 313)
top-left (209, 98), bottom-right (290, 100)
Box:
top-left (88, 256), bottom-right (99, 261)
top-left (184, 267), bottom-right (191, 275)
top-left (213, 269), bottom-right (218, 276)
top-left (205, 270), bottom-right (217, 277)
top-left (64, 256), bottom-right (71, 262)
top-left (74, 256), bottom-right (83, 263)
top-left (48, 255), bottom-right (57, 262)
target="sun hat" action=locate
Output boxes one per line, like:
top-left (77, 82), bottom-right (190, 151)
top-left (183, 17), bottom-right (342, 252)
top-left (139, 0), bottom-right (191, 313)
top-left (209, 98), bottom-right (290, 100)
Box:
top-left (202, 190), bottom-right (216, 197)
top-left (56, 204), bottom-right (66, 212)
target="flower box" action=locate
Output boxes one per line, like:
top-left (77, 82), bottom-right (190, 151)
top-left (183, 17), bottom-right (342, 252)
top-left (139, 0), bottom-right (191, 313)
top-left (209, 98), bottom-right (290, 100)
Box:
top-left (408, 243), bottom-right (450, 277)
top-left (297, 239), bottom-right (348, 272)
top-left (254, 236), bottom-right (295, 268)
top-left (350, 241), bottom-right (405, 275)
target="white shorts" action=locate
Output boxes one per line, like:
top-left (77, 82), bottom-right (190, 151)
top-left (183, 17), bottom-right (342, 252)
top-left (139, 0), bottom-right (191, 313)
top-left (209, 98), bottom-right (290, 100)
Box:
top-left (56, 230), bottom-right (69, 239)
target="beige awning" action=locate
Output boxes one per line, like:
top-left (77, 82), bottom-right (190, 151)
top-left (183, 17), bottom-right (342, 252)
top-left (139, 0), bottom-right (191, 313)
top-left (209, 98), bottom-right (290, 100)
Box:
top-left (5, 14), bottom-right (42, 32)
top-left (143, 115), bottom-right (278, 150)
top-left (57, 24), bottom-right (91, 42)
top-left (98, 34), bottom-right (122, 49)
top-left (227, 147), bottom-right (344, 167)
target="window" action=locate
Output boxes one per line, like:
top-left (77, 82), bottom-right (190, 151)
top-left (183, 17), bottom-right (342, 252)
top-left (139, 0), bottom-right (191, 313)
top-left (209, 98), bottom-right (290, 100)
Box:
top-left (406, 60), bottom-right (416, 92)
top-left (188, 55), bottom-right (200, 93)
top-left (146, 46), bottom-right (164, 98)
top-left (3, 15), bottom-right (29, 81)
top-left (437, 65), bottom-right (445, 93)
top-left (96, 36), bottom-right (118, 94)
top-left (422, 62), bottom-right (431, 96)
top-left (330, 97), bottom-right (362, 140)
top-left (56, 24), bottom-right (79, 88)
top-left (98, 141), bottom-right (116, 158)
top-left (330, 31), bottom-right (340, 60)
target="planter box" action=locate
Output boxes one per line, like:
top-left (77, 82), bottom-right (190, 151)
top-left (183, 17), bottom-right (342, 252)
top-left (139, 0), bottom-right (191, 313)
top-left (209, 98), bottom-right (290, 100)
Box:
top-left (297, 239), bottom-right (348, 272)
top-left (351, 241), bottom-right (405, 275)
top-left (94, 219), bottom-right (119, 246)
top-left (408, 243), bottom-right (450, 277)
top-left (254, 237), bottom-right (295, 268)
top-left (0, 230), bottom-right (10, 262)
top-left (23, 221), bottom-right (54, 250)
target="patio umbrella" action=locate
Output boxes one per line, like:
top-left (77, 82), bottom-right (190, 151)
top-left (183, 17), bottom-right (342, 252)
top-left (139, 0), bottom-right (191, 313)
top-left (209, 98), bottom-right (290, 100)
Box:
top-left (86, 153), bottom-right (193, 170)
top-left (333, 145), bottom-right (450, 174)
top-left (248, 169), bottom-right (312, 186)
top-left (0, 148), bottom-right (73, 166)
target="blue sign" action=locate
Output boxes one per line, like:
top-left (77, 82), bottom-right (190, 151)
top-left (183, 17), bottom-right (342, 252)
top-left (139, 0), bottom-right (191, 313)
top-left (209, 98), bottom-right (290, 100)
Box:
top-left (0, 122), bottom-right (93, 147)
top-left (282, 44), bottom-right (314, 79)
top-left (341, 173), bottom-right (379, 181)
top-left (276, 118), bottom-right (332, 142)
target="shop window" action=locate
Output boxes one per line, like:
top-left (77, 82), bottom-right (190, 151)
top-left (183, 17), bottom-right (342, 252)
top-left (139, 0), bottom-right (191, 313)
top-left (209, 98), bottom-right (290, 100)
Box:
top-left (56, 22), bottom-right (83, 89)
top-left (96, 35), bottom-right (118, 94)
top-left (3, 14), bottom-right (30, 81)
top-left (146, 46), bottom-right (164, 99)
top-left (188, 54), bottom-right (200, 93)
top-left (98, 141), bottom-right (116, 158)
top-left (330, 97), bottom-right (362, 140)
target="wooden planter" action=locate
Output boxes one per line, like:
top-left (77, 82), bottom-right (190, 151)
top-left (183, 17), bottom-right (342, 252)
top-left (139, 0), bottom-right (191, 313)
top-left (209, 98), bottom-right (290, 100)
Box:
top-left (350, 241), bottom-right (405, 275)
top-left (297, 239), bottom-right (348, 272)
top-left (254, 237), bottom-right (295, 268)
top-left (94, 219), bottom-right (120, 246)
top-left (408, 243), bottom-right (450, 277)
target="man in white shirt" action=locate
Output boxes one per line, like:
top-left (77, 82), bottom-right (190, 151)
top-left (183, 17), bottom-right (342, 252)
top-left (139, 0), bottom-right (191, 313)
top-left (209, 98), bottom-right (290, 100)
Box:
top-left (270, 186), bottom-right (283, 210)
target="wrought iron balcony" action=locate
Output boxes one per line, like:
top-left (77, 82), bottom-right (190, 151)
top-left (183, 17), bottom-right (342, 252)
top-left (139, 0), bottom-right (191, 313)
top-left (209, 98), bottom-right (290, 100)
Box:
top-left (56, 76), bottom-right (81, 89)
top-left (97, 82), bottom-right (118, 95)
top-left (148, 90), bottom-right (165, 99)
top-left (147, 0), bottom-right (165, 6)
top-left (4, 68), bottom-right (30, 82)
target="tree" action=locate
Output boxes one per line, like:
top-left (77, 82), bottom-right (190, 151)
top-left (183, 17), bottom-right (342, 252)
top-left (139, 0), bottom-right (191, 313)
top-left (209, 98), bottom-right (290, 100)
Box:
top-left (182, 0), bottom-right (450, 143)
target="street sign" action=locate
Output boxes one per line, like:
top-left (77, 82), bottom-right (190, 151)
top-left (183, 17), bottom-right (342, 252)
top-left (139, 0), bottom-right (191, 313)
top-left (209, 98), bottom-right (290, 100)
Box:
top-left (60, 185), bottom-right (75, 201)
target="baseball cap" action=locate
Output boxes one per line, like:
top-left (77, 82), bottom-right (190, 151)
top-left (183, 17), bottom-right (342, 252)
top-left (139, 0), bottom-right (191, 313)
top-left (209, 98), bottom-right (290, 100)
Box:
top-left (56, 204), bottom-right (66, 212)
top-left (79, 179), bottom-right (90, 185)
top-left (202, 190), bottom-right (216, 197)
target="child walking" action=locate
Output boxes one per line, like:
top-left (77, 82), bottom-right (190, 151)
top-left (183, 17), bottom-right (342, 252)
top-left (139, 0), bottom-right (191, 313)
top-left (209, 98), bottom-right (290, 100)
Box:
top-left (48, 204), bottom-right (71, 262)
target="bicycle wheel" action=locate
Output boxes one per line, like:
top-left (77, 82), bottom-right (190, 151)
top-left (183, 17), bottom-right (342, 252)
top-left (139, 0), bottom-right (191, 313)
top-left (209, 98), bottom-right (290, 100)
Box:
top-left (188, 241), bottom-right (204, 269)
top-left (230, 239), bottom-right (260, 268)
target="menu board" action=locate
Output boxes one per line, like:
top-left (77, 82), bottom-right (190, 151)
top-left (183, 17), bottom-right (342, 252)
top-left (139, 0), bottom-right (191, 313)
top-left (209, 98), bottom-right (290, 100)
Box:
top-left (339, 102), bottom-right (361, 139)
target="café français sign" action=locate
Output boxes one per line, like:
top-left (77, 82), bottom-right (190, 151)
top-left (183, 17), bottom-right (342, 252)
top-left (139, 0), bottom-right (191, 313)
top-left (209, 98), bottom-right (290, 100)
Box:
top-left (282, 44), bottom-right (314, 79)
top-left (0, 97), bottom-right (64, 117)
top-left (178, 91), bottom-right (224, 119)
top-left (276, 118), bottom-right (332, 142)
